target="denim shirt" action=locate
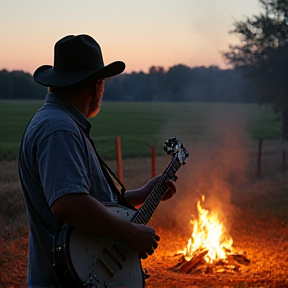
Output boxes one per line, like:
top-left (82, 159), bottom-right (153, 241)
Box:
top-left (19, 93), bottom-right (119, 287)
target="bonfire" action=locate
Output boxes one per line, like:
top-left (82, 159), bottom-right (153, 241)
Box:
top-left (172, 195), bottom-right (249, 274)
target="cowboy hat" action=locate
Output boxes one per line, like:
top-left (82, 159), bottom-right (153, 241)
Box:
top-left (33, 34), bottom-right (125, 87)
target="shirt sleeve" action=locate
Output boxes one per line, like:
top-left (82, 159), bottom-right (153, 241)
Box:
top-left (37, 130), bottom-right (90, 206)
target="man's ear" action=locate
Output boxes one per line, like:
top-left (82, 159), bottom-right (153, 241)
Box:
top-left (88, 77), bottom-right (98, 97)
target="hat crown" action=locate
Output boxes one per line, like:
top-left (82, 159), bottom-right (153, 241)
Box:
top-left (54, 35), bottom-right (104, 72)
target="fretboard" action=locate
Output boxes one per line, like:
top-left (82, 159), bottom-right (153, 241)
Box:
top-left (132, 155), bottom-right (181, 225)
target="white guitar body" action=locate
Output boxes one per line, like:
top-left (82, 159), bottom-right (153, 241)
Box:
top-left (68, 204), bottom-right (144, 287)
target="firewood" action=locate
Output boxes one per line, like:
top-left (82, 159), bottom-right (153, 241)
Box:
top-left (170, 251), bottom-right (250, 275)
top-left (178, 249), bottom-right (208, 274)
top-left (170, 255), bottom-right (186, 272)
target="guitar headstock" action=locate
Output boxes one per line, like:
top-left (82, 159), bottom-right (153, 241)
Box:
top-left (163, 136), bottom-right (189, 164)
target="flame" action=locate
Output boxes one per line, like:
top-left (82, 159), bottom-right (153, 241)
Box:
top-left (179, 195), bottom-right (233, 263)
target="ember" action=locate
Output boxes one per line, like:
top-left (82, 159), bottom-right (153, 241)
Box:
top-left (171, 195), bottom-right (250, 274)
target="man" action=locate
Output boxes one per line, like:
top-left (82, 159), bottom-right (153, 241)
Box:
top-left (18, 34), bottom-right (176, 287)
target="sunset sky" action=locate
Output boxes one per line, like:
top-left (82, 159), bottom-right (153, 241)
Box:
top-left (0, 0), bottom-right (262, 74)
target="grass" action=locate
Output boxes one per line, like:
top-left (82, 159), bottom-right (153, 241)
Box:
top-left (0, 100), bottom-right (208, 160)
top-left (90, 102), bottom-right (207, 158)
top-left (247, 105), bottom-right (281, 139)
top-left (0, 100), bottom-right (282, 160)
top-left (0, 101), bottom-right (43, 160)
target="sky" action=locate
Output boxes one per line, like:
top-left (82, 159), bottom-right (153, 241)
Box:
top-left (0, 0), bottom-right (263, 74)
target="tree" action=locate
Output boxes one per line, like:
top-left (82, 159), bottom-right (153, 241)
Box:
top-left (222, 0), bottom-right (288, 139)
top-left (0, 69), bottom-right (46, 99)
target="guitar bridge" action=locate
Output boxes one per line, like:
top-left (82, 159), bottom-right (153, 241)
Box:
top-left (96, 246), bottom-right (125, 277)
top-left (97, 257), bottom-right (115, 277)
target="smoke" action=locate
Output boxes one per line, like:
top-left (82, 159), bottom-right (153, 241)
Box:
top-left (152, 103), bottom-right (252, 238)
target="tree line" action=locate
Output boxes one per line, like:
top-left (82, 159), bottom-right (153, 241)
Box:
top-left (222, 0), bottom-right (288, 139)
top-left (0, 66), bottom-right (256, 103)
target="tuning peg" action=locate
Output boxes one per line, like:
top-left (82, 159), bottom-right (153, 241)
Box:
top-left (171, 136), bottom-right (177, 143)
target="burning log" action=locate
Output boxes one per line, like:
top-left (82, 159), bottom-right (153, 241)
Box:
top-left (172, 249), bottom-right (208, 274)
top-left (171, 252), bottom-right (250, 274)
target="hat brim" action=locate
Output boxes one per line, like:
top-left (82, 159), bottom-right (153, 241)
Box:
top-left (33, 61), bottom-right (125, 87)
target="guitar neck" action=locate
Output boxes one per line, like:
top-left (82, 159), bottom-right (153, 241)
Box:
top-left (132, 155), bottom-right (181, 225)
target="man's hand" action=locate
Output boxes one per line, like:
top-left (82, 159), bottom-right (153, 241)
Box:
top-left (146, 176), bottom-right (176, 201)
top-left (124, 176), bottom-right (177, 207)
top-left (162, 179), bottom-right (176, 201)
top-left (126, 224), bottom-right (160, 259)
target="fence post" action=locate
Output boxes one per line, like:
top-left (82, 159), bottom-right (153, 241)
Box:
top-left (282, 138), bottom-right (288, 172)
top-left (257, 139), bottom-right (262, 177)
top-left (151, 145), bottom-right (156, 178)
top-left (116, 136), bottom-right (124, 184)
top-left (282, 150), bottom-right (286, 172)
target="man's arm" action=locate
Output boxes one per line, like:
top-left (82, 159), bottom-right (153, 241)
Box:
top-left (124, 176), bottom-right (176, 207)
top-left (51, 193), bottom-right (158, 258)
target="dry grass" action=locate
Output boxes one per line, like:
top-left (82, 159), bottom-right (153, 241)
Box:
top-left (0, 161), bottom-right (27, 240)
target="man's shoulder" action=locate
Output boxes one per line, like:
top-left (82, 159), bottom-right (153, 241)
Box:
top-left (28, 105), bottom-right (81, 139)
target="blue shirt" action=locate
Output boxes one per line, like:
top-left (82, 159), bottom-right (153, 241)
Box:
top-left (19, 93), bottom-right (119, 287)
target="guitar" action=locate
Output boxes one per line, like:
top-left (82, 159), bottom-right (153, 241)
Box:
top-left (53, 136), bottom-right (189, 288)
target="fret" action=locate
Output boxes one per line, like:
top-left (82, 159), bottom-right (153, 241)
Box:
top-left (146, 202), bottom-right (157, 212)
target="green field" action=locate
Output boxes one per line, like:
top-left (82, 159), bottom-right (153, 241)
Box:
top-left (0, 100), bottom-right (281, 160)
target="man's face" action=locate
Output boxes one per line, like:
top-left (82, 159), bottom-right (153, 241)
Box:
top-left (87, 79), bottom-right (105, 118)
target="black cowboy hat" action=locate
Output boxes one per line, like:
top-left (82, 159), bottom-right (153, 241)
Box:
top-left (33, 34), bottom-right (125, 87)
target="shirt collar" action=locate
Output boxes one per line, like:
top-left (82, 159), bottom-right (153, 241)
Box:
top-left (45, 93), bottom-right (91, 137)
